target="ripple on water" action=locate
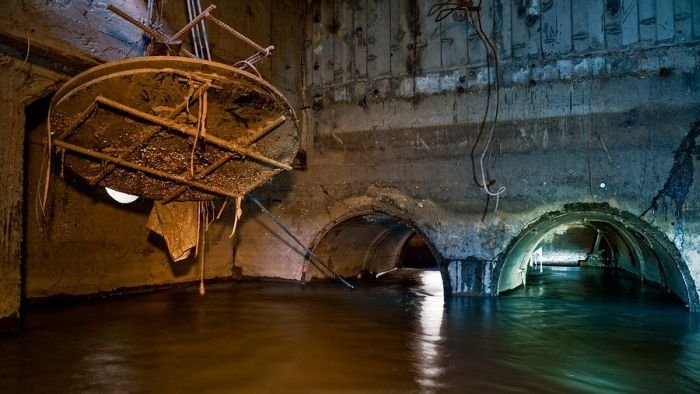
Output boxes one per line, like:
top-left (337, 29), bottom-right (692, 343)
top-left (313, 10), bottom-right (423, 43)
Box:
top-left (0, 268), bottom-right (698, 393)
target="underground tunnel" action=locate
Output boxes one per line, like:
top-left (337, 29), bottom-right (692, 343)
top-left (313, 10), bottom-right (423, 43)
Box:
top-left (306, 213), bottom-right (444, 293)
top-left (2, 0), bottom-right (700, 392)
top-left (496, 205), bottom-right (700, 311)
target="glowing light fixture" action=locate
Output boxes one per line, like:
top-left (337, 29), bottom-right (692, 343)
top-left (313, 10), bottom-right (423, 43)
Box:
top-left (105, 187), bottom-right (139, 204)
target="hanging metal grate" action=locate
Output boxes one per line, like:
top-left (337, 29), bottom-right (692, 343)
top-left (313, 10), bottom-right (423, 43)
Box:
top-left (47, 4), bottom-right (297, 202)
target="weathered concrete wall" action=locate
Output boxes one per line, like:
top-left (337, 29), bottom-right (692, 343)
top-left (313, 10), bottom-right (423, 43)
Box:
top-left (0, 58), bottom-right (62, 329)
top-left (226, 0), bottom-right (700, 307)
top-left (0, 0), bottom-right (149, 70)
top-left (4, 0), bottom-right (700, 311)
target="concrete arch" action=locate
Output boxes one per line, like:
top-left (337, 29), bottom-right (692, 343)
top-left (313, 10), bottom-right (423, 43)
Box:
top-left (494, 203), bottom-right (699, 311)
top-left (305, 208), bottom-right (449, 292)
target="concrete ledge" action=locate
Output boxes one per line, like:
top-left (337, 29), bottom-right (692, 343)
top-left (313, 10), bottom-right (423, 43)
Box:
top-left (310, 43), bottom-right (700, 104)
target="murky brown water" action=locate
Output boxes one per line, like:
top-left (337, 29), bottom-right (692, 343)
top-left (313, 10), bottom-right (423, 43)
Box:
top-left (1, 268), bottom-right (699, 393)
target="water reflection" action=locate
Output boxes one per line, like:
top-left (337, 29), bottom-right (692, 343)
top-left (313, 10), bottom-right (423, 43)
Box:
top-left (0, 267), bottom-right (699, 393)
top-left (80, 341), bottom-right (137, 394)
top-left (413, 270), bottom-right (445, 390)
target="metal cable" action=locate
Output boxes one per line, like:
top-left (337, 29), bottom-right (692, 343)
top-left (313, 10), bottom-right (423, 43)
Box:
top-left (472, 6), bottom-right (505, 200)
top-left (246, 193), bottom-right (355, 289)
top-left (429, 1), bottom-right (505, 212)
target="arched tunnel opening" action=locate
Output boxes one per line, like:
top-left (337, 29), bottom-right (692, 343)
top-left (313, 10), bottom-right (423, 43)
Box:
top-left (306, 214), bottom-right (444, 295)
top-left (496, 207), bottom-right (700, 311)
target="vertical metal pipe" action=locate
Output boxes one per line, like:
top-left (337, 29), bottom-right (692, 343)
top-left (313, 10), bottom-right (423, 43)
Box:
top-left (194, 0), bottom-right (212, 60)
top-left (191, 0), bottom-right (207, 59)
top-left (147, 0), bottom-right (156, 25)
top-left (185, 0), bottom-right (202, 58)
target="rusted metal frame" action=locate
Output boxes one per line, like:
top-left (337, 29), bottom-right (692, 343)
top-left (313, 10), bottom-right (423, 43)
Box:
top-left (53, 101), bottom-right (99, 141)
top-left (240, 115), bottom-right (286, 145)
top-left (172, 4), bottom-right (217, 41)
top-left (87, 81), bottom-right (214, 186)
top-left (160, 154), bottom-right (235, 203)
top-left (94, 96), bottom-right (292, 170)
top-left (171, 71), bottom-right (221, 89)
top-left (53, 139), bottom-right (241, 199)
top-left (204, 13), bottom-right (267, 53)
top-left (160, 115), bottom-right (287, 203)
top-left (107, 4), bottom-right (196, 58)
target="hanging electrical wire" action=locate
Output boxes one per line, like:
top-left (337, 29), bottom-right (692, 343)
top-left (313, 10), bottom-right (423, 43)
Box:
top-left (428, 0), bottom-right (506, 216)
top-left (427, 0), bottom-right (472, 22)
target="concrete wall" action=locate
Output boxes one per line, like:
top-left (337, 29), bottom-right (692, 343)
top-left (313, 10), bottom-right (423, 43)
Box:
top-left (229, 0), bottom-right (700, 306)
top-left (0, 58), bottom-right (63, 329)
top-left (2, 0), bottom-right (700, 315)
top-left (0, 1), bottom-right (154, 327)
top-left (0, 0), bottom-right (149, 70)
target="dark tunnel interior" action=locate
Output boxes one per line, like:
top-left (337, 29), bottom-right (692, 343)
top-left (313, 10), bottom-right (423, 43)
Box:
top-left (306, 214), bottom-right (442, 289)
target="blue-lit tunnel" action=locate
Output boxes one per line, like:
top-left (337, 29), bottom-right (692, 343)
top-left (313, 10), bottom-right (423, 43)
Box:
top-left (495, 205), bottom-right (699, 311)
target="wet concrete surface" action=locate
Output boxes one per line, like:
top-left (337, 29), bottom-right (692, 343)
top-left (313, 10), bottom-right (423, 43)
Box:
top-left (1, 268), bottom-right (699, 393)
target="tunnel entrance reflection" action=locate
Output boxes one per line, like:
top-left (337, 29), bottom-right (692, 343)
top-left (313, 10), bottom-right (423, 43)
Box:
top-left (496, 207), bottom-right (699, 311)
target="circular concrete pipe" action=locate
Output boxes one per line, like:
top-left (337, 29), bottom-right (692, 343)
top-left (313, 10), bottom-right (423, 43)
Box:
top-left (306, 213), bottom-right (442, 285)
top-left (495, 204), bottom-right (699, 311)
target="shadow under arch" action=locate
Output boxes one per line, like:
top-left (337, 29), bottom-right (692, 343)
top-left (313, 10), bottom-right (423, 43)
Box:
top-left (305, 209), bottom-right (449, 293)
top-left (494, 203), bottom-right (699, 311)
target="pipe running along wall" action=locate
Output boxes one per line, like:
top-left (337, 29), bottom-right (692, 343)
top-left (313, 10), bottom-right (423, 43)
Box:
top-left (495, 205), bottom-right (700, 310)
top-left (305, 213), bottom-right (441, 283)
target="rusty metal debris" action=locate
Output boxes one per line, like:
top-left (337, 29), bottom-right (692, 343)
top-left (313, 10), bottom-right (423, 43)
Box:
top-left (49, 57), bottom-right (297, 201)
top-left (46, 4), bottom-right (298, 202)
top-left (41, 2), bottom-right (353, 289)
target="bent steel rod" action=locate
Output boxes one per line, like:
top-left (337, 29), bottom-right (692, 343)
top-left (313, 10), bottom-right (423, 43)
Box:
top-left (107, 4), bottom-right (195, 58)
top-left (245, 193), bottom-right (355, 289)
top-left (53, 139), bottom-right (241, 199)
top-left (175, 4), bottom-right (216, 41)
top-left (89, 82), bottom-right (213, 186)
top-left (94, 96), bottom-right (292, 170)
top-left (161, 115), bottom-right (287, 203)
